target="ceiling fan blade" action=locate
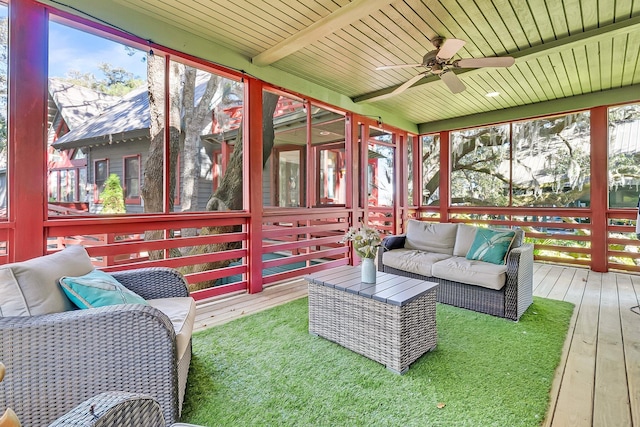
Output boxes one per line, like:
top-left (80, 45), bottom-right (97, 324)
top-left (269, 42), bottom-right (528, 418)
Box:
top-left (455, 56), bottom-right (515, 68)
top-left (376, 63), bottom-right (422, 70)
top-left (391, 73), bottom-right (426, 96)
top-left (440, 71), bottom-right (465, 94)
top-left (436, 38), bottom-right (466, 60)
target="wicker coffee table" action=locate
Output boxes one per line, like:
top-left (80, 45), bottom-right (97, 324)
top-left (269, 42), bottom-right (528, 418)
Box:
top-left (305, 265), bottom-right (438, 374)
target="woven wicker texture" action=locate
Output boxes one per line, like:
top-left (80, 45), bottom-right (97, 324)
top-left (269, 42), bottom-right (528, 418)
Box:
top-left (47, 391), bottom-right (165, 427)
top-left (0, 267), bottom-right (192, 427)
top-left (308, 281), bottom-right (437, 374)
top-left (110, 267), bottom-right (190, 300)
top-left (378, 231), bottom-right (533, 321)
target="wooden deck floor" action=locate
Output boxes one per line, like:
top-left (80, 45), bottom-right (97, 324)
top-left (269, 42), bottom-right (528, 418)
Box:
top-left (194, 264), bottom-right (640, 427)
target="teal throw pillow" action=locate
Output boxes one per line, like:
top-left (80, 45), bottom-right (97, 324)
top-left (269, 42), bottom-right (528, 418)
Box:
top-left (466, 228), bottom-right (516, 265)
top-left (59, 269), bottom-right (148, 309)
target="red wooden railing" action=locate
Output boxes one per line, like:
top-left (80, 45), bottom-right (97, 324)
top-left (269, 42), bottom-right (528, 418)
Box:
top-left (0, 203), bottom-right (635, 303)
top-left (42, 209), bottom-right (352, 301)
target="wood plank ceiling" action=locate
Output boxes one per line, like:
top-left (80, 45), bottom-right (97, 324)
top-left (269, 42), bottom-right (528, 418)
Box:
top-left (116, 0), bottom-right (640, 127)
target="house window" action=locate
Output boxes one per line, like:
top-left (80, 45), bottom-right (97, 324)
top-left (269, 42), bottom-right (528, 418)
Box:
top-left (124, 155), bottom-right (140, 202)
top-left (94, 159), bottom-right (108, 201)
top-left (48, 170), bottom-right (59, 201)
top-left (48, 167), bottom-right (86, 202)
top-left (62, 169), bottom-right (76, 201)
top-left (316, 143), bottom-right (345, 206)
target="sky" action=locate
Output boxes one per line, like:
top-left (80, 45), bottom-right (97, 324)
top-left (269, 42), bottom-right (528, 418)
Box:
top-left (0, 5), bottom-right (146, 80)
top-left (48, 21), bottom-right (148, 80)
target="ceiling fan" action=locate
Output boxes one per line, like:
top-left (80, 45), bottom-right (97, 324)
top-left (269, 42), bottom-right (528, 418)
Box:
top-left (376, 37), bottom-right (515, 95)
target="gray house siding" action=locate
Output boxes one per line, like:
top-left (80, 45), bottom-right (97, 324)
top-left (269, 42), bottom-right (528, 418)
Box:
top-left (263, 160), bottom-right (272, 206)
top-left (89, 139), bottom-right (221, 214)
top-left (88, 140), bottom-right (148, 214)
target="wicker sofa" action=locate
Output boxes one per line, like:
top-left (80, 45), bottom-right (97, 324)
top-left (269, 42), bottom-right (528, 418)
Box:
top-left (377, 220), bottom-right (533, 321)
top-left (0, 245), bottom-right (195, 427)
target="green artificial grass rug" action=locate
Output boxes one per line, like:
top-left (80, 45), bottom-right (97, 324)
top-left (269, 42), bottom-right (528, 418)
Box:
top-left (182, 297), bottom-right (573, 427)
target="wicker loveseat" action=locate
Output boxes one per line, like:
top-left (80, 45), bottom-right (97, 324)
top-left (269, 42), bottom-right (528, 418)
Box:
top-left (0, 246), bottom-right (195, 426)
top-left (377, 220), bottom-right (533, 321)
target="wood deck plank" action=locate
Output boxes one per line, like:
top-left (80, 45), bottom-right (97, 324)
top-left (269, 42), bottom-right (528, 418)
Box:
top-left (621, 274), bottom-right (640, 426)
top-left (546, 266), bottom-right (579, 301)
top-left (540, 267), bottom-right (585, 427)
top-left (592, 273), bottom-right (631, 426)
top-left (533, 263), bottom-right (554, 291)
top-left (535, 265), bottom-right (569, 298)
top-left (194, 280), bottom-right (308, 330)
top-left (547, 271), bottom-right (601, 426)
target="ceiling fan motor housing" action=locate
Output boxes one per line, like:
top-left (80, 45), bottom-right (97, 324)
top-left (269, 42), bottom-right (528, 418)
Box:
top-left (421, 50), bottom-right (440, 68)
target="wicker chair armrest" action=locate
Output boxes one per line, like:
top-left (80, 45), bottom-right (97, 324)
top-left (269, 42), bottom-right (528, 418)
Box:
top-left (47, 391), bottom-right (165, 427)
top-left (0, 305), bottom-right (178, 426)
top-left (109, 267), bottom-right (189, 300)
top-left (504, 243), bottom-right (534, 320)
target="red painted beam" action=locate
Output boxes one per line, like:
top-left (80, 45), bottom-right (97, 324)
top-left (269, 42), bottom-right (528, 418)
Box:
top-left (9, 0), bottom-right (48, 261)
top-left (439, 131), bottom-right (450, 223)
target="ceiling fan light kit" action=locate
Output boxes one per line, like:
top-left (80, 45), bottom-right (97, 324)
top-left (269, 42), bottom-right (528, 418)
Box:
top-left (377, 36), bottom-right (515, 95)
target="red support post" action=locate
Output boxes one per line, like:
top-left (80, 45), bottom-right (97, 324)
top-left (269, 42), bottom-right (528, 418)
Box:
top-left (9, 0), bottom-right (48, 261)
top-left (245, 78), bottom-right (264, 293)
top-left (346, 115), bottom-right (359, 265)
top-left (395, 133), bottom-right (405, 235)
top-left (439, 131), bottom-right (450, 223)
top-left (590, 106), bottom-right (608, 272)
top-left (301, 100), bottom-right (322, 208)
top-left (413, 134), bottom-right (421, 209)
top-left (345, 114), bottom-right (355, 212)
top-left (360, 124), bottom-right (370, 230)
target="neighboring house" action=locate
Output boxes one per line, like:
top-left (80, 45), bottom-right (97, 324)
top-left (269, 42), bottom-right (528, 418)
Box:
top-left (50, 75), bottom-right (238, 214)
top-left (49, 77), bottom-right (350, 214)
top-left (47, 78), bottom-right (121, 210)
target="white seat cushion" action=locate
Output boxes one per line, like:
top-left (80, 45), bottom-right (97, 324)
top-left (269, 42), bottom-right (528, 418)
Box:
top-left (382, 248), bottom-right (451, 277)
top-left (432, 256), bottom-right (508, 290)
top-left (148, 297), bottom-right (196, 360)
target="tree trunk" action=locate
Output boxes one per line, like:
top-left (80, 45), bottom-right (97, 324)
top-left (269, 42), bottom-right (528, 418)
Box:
top-left (182, 91), bottom-right (280, 290)
top-left (141, 54), bottom-right (181, 260)
top-left (180, 68), bottom-right (222, 215)
top-left (179, 68), bottom-right (224, 244)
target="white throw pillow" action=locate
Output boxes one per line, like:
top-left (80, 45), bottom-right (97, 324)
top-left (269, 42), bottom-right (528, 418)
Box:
top-left (0, 245), bottom-right (94, 317)
top-left (453, 224), bottom-right (478, 257)
top-left (404, 220), bottom-right (458, 255)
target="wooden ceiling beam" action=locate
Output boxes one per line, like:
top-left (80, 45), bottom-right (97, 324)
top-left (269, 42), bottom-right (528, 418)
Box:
top-left (353, 15), bottom-right (640, 103)
top-left (251, 0), bottom-right (396, 67)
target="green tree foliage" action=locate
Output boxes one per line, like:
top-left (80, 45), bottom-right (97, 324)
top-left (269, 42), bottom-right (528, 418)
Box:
top-left (608, 104), bottom-right (640, 207)
top-left (422, 112), bottom-right (593, 209)
top-left (63, 62), bottom-right (144, 96)
top-left (450, 125), bottom-right (511, 206)
top-left (100, 174), bottom-right (126, 214)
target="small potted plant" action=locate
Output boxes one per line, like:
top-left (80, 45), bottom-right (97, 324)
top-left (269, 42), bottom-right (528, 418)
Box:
top-left (341, 225), bottom-right (382, 283)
